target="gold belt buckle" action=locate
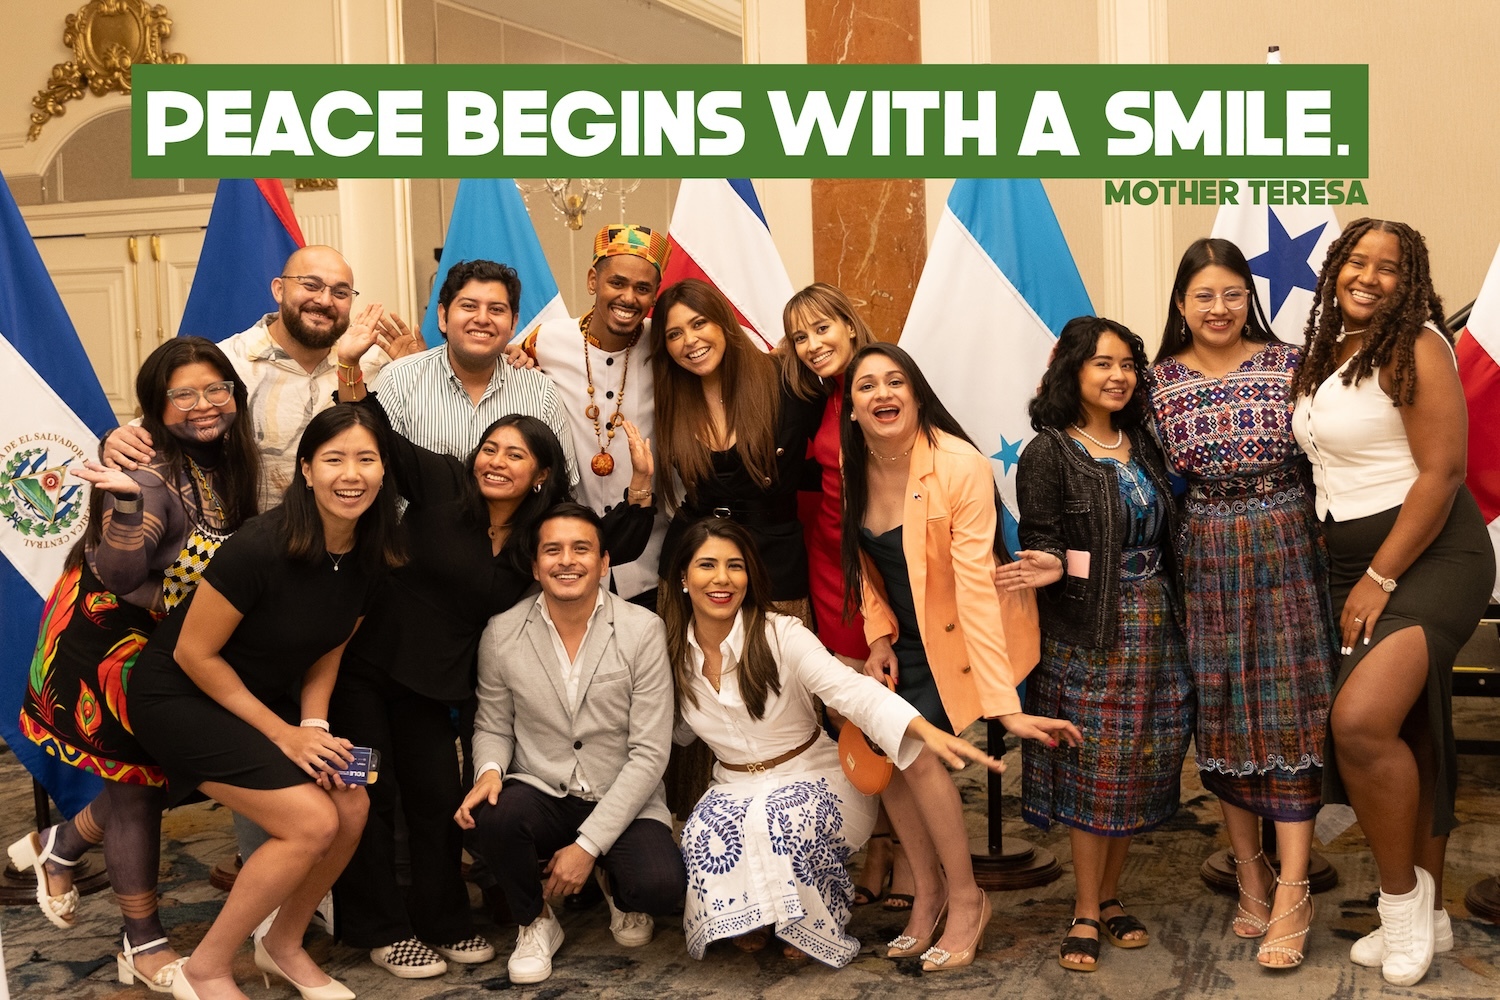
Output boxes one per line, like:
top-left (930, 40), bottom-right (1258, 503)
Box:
top-left (746, 760), bottom-right (765, 773)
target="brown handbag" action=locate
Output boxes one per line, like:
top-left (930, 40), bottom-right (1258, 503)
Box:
top-left (839, 676), bottom-right (898, 795)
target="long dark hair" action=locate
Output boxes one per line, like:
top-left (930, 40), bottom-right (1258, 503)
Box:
top-left (1155, 238), bottom-right (1274, 363)
top-left (660, 518), bottom-right (782, 721)
top-left (838, 343), bottom-right (1008, 618)
top-left (1028, 316), bottom-right (1151, 432)
top-left (282, 405), bottom-right (405, 571)
top-left (461, 414), bottom-right (572, 571)
top-left (74, 337), bottom-right (259, 568)
top-left (651, 279), bottom-right (780, 508)
top-left (1290, 218), bottom-right (1447, 405)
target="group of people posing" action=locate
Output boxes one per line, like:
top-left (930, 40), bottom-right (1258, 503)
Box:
top-left (8, 215), bottom-right (1491, 998)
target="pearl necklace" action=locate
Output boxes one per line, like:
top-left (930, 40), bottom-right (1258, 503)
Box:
top-left (1072, 424), bottom-right (1124, 450)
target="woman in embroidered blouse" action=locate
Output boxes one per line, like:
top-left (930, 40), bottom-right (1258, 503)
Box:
top-left (842, 343), bottom-right (1082, 972)
top-left (1000, 318), bottom-right (1193, 973)
top-left (663, 518), bottom-right (1003, 968)
top-left (12, 337), bottom-right (258, 993)
top-left (1150, 238), bottom-right (1337, 969)
top-left (1291, 219), bottom-right (1493, 987)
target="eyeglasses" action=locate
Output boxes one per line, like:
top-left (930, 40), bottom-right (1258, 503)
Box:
top-left (281, 274), bottom-right (359, 301)
top-left (166, 381), bottom-right (235, 410)
top-left (1189, 288), bottom-right (1249, 312)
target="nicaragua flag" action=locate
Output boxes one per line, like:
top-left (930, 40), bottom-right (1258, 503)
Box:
top-left (1458, 242), bottom-right (1500, 601)
top-left (0, 171), bottom-right (113, 816)
top-left (1210, 198), bottom-right (1338, 344)
top-left (901, 178), bottom-right (1093, 554)
top-left (661, 179), bottom-right (793, 351)
top-left (423, 179), bottom-right (569, 345)
top-left (179, 179), bottom-right (305, 342)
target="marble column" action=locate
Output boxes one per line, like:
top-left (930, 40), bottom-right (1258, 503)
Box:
top-left (805, 0), bottom-right (925, 341)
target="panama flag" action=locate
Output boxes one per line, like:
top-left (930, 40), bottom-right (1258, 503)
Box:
top-left (179, 179), bottom-right (305, 342)
top-left (423, 179), bottom-right (568, 344)
top-left (0, 171), bottom-right (114, 815)
top-left (901, 179), bottom-right (1094, 554)
top-left (1458, 242), bottom-right (1500, 600)
top-left (661, 179), bottom-right (793, 351)
top-left (1210, 199), bottom-right (1339, 344)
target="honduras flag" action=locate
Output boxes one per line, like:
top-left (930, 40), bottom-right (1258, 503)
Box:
top-left (179, 179), bottom-right (305, 342)
top-left (1211, 199), bottom-right (1338, 344)
top-left (423, 179), bottom-right (569, 345)
top-left (0, 171), bottom-right (114, 816)
top-left (901, 179), bottom-right (1094, 555)
top-left (662, 179), bottom-right (793, 351)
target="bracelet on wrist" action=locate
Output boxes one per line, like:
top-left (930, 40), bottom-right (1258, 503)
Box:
top-left (110, 494), bottom-right (143, 514)
top-left (300, 718), bottom-right (330, 731)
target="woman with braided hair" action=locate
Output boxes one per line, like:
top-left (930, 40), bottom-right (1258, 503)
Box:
top-left (1291, 218), bottom-right (1493, 987)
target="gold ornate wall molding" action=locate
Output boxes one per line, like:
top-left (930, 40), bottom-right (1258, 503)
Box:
top-left (28, 0), bottom-right (187, 142)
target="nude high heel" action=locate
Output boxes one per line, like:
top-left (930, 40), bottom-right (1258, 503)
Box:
top-left (886, 900), bottom-right (948, 959)
top-left (921, 892), bottom-right (990, 971)
top-left (254, 936), bottom-right (356, 1000)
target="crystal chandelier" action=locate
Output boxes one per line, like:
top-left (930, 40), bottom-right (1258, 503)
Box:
top-left (524, 179), bottom-right (642, 230)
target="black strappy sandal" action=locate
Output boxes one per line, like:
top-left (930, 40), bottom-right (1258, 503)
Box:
top-left (1100, 898), bottom-right (1150, 948)
top-left (1059, 917), bottom-right (1102, 972)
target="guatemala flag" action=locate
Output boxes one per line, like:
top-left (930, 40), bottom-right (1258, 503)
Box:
top-left (423, 179), bottom-right (568, 345)
top-left (179, 179), bottom-right (305, 342)
top-left (661, 179), bottom-right (793, 351)
top-left (1458, 241), bottom-right (1500, 601)
top-left (901, 178), bottom-right (1094, 554)
top-left (0, 171), bottom-right (114, 816)
top-left (1211, 198), bottom-right (1338, 344)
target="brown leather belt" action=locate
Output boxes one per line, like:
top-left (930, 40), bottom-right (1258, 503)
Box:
top-left (720, 730), bottom-right (822, 774)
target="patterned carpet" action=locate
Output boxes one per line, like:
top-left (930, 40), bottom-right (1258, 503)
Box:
top-left (3, 703), bottom-right (1499, 999)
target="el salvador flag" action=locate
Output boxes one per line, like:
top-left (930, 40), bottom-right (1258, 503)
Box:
top-left (180, 179), bottom-right (305, 342)
top-left (661, 179), bottom-right (793, 351)
top-left (1211, 198), bottom-right (1338, 344)
top-left (423, 179), bottom-right (569, 344)
top-left (0, 171), bottom-right (114, 816)
top-left (900, 178), bottom-right (1094, 555)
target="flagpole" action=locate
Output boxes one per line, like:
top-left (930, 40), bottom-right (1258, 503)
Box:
top-left (969, 720), bottom-right (1062, 891)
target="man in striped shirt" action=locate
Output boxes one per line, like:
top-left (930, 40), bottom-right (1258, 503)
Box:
top-left (375, 259), bottom-right (578, 483)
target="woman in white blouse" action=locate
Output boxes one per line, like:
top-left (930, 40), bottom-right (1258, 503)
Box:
top-left (660, 517), bottom-right (1002, 968)
top-left (1291, 218), bottom-right (1493, 986)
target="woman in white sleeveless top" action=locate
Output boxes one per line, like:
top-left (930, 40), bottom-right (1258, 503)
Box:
top-left (1291, 218), bottom-right (1493, 988)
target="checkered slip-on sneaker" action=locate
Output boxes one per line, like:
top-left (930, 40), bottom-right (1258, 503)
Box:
top-left (370, 938), bottom-right (448, 979)
top-left (433, 934), bottom-right (496, 964)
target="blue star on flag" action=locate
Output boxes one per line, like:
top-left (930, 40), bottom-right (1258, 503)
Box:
top-left (1248, 211), bottom-right (1328, 318)
top-left (993, 434), bottom-right (1023, 474)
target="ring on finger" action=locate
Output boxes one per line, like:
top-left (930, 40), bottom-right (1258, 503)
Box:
top-left (1353, 617), bottom-right (1364, 624)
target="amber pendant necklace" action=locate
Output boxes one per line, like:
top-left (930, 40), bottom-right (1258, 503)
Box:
top-left (579, 309), bottom-right (638, 476)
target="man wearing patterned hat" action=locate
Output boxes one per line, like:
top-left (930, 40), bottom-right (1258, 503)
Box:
top-left (516, 224), bottom-right (669, 609)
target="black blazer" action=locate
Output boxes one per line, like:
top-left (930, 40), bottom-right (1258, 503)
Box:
top-left (1015, 425), bottom-right (1183, 649)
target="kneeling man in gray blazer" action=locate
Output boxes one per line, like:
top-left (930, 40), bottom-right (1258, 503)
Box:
top-left (457, 503), bottom-right (684, 985)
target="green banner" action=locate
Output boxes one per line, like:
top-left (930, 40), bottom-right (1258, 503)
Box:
top-left (131, 63), bottom-right (1368, 179)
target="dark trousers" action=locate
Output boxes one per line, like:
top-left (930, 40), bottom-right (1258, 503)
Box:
top-left (471, 781), bottom-right (686, 927)
top-left (330, 663), bottom-right (473, 948)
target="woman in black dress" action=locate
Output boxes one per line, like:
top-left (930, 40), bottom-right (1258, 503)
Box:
top-left (10, 338), bottom-right (258, 992)
top-left (129, 404), bottom-right (405, 1000)
top-left (324, 377), bottom-right (654, 978)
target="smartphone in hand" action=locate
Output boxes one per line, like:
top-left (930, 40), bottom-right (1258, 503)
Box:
top-left (327, 746), bottom-right (381, 785)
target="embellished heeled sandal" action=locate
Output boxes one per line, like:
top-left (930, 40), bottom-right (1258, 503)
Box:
top-left (1229, 850), bottom-right (1273, 939)
top-left (1058, 916), bottom-right (1102, 972)
top-left (921, 893), bottom-right (989, 972)
top-left (7, 827), bottom-right (81, 930)
top-left (1257, 877), bottom-right (1313, 969)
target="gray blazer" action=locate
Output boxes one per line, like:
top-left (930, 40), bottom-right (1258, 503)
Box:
top-left (473, 590), bottom-right (673, 853)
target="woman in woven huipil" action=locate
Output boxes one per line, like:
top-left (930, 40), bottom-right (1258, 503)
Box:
top-left (1149, 238), bottom-right (1337, 969)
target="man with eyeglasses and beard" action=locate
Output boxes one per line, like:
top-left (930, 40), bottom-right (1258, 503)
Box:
top-left (101, 244), bottom-right (425, 509)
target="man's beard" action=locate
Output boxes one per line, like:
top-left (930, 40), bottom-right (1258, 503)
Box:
top-left (281, 301), bottom-right (348, 350)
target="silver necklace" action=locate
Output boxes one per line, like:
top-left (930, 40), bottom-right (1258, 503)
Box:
top-left (327, 550), bottom-right (348, 572)
top-left (1072, 425), bottom-right (1124, 450)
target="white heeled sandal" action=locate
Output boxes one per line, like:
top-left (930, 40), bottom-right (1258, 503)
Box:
top-left (117, 934), bottom-right (188, 994)
top-left (7, 827), bottom-right (81, 930)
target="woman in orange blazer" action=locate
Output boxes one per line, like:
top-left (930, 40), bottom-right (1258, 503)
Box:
top-left (840, 343), bottom-right (1081, 971)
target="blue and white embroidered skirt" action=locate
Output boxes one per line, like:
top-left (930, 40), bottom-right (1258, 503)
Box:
top-left (679, 768), bottom-right (877, 967)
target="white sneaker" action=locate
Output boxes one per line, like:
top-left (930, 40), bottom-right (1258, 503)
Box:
top-left (508, 906), bottom-right (565, 984)
top-left (603, 891), bottom-right (654, 947)
top-left (1378, 867), bottom-right (1436, 986)
top-left (1350, 908), bottom-right (1453, 967)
